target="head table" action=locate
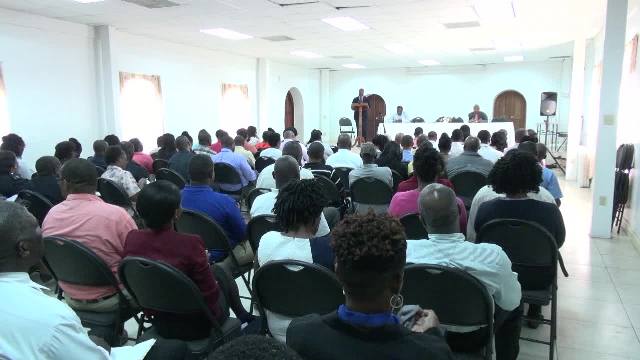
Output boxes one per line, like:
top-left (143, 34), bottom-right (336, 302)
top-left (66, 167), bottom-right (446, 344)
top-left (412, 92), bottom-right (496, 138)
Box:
top-left (376, 122), bottom-right (516, 148)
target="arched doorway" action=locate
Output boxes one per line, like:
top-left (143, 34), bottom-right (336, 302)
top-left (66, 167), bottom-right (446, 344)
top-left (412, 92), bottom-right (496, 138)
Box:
top-left (366, 94), bottom-right (386, 141)
top-left (493, 90), bottom-right (526, 129)
top-left (284, 91), bottom-right (294, 129)
top-left (284, 87), bottom-right (304, 136)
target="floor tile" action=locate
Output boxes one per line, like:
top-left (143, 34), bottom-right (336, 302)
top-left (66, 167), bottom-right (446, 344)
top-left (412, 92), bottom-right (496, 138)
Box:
top-left (555, 318), bottom-right (640, 358)
top-left (561, 263), bottom-right (610, 282)
top-left (557, 277), bottom-right (620, 302)
top-left (608, 268), bottom-right (640, 287)
top-left (556, 297), bottom-right (630, 327)
top-left (617, 284), bottom-right (640, 306)
top-left (602, 254), bottom-right (640, 271)
top-left (557, 346), bottom-right (639, 360)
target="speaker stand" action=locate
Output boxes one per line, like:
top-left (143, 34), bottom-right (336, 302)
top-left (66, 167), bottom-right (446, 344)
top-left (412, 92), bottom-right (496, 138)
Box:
top-left (543, 115), bottom-right (565, 175)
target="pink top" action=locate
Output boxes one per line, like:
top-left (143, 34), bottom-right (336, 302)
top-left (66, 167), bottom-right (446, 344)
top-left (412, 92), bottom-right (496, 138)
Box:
top-left (133, 152), bottom-right (154, 172)
top-left (388, 189), bottom-right (468, 235)
top-left (42, 193), bottom-right (137, 300)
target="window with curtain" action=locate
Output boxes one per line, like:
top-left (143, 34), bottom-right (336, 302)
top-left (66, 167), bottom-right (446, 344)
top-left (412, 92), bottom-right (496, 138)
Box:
top-left (220, 83), bottom-right (250, 133)
top-left (119, 72), bottom-right (164, 152)
top-left (0, 64), bottom-right (9, 135)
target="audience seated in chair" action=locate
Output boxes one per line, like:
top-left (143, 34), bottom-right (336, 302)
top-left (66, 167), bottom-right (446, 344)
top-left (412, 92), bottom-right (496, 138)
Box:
top-left (446, 136), bottom-right (494, 178)
top-left (449, 130), bottom-right (464, 158)
top-left (193, 129), bottom-right (216, 157)
top-left (212, 135), bottom-right (256, 193)
top-left (437, 133), bottom-right (452, 163)
top-left (209, 130), bottom-right (225, 154)
top-left (477, 130), bottom-right (503, 163)
top-left (27, 156), bottom-right (64, 205)
top-left (326, 134), bottom-right (363, 169)
top-left (287, 213), bottom-right (453, 360)
top-left (251, 156), bottom-right (333, 237)
top-left (104, 134), bottom-right (121, 147)
top-left (168, 136), bottom-right (194, 182)
top-left (259, 132), bottom-right (282, 161)
top-left (535, 143), bottom-right (563, 206)
top-left (349, 142), bottom-right (393, 214)
top-left (491, 131), bottom-right (509, 153)
top-left (257, 141), bottom-right (314, 189)
top-left (257, 178), bottom-right (334, 342)
top-left (233, 135), bottom-right (256, 169)
top-left (1, 133), bottom-right (34, 179)
top-left (504, 128), bottom-right (527, 153)
top-left (474, 150), bottom-right (565, 327)
top-left (303, 142), bottom-right (335, 179)
top-left (54, 140), bottom-right (76, 165)
top-left (236, 128), bottom-right (258, 155)
top-left (255, 131), bottom-right (272, 151)
top-left (181, 154), bottom-right (253, 275)
top-left (121, 141), bottom-right (150, 182)
top-left (427, 131), bottom-right (438, 148)
top-left (409, 183), bottom-right (522, 360)
top-left (42, 158), bottom-right (138, 314)
top-left (280, 129), bottom-right (309, 165)
top-left (130, 138), bottom-right (154, 173)
top-left (101, 145), bottom-right (142, 200)
top-left (389, 147), bottom-right (467, 234)
top-left (88, 140), bottom-right (108, 169)
top-left (124, 180), bottom-right (253, 339)
top-left (376, 141), bottom-right (408, 180)
top-left (400, 135), bottom-right (414, 162)
top-left (306, 129), bottom-right (333, 160)
top-left (154, 133), bottom-right (178, 161)
top-left (0, 150), bottom-right (29, 198)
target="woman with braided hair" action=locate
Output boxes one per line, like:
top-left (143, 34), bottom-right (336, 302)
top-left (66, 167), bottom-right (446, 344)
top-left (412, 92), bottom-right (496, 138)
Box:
top-left (257, 178), bottom-right (335, 342)
top-left (287, 213), bottom-right (454, 359)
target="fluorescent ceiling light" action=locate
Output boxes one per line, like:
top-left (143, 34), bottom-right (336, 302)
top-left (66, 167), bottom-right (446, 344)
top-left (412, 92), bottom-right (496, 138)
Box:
top-left (474, 0), bottom-right (515, 21)
top-left (322, 17), bottom-right (369, 31)
top-left (290, 50), bottom-right (322, 59)
top-left (384, 44), bottom-right (413, 55)
top-left (342, 63), bottom-right (366, 69)
top-left (73, 0), bottom-right (104, 2)
top-left (504, 55), bottom-right (524, 62)
top-left (200, 28), bottom-right (252, 40)
top-left (419, 59), bottom-right (440, 66)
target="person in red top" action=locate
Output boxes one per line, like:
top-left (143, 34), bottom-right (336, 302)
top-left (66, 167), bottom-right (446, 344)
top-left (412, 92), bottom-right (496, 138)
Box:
top-left (124, 180), bottom-right (253, 340)
top-left (255, 130), bottom-right (271, 151)
top-left (210, 129), bottom-right (227, 153)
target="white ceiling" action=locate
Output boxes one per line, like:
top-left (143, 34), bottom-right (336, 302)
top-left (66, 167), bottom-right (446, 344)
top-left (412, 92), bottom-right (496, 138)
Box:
top-left (0, 0), bottom-right (605, 69)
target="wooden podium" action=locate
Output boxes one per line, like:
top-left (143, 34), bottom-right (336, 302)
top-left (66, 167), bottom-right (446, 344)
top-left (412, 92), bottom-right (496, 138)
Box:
top-left (351, 102), bottom-right (369, 146)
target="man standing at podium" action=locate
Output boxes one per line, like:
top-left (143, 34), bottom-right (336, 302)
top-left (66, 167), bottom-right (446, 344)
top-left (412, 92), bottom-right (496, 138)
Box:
top-left (468, 104), bottom-right (488, 123)
top-left (352, 88), bottom-right (370, 140)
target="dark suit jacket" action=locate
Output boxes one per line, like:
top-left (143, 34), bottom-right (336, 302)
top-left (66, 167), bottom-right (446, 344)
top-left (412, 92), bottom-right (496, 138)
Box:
top-left (352, 96), bottom-right (369, 122)
top-left (468, 111), bottom-right (488, 122)
top-left (27, 175), bottom-right (64, 205)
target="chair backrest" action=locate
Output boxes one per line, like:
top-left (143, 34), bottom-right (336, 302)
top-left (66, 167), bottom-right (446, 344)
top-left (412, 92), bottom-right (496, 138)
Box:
top-left (411, 117), bottom-right (425, 123)
top-left (213, 162), bottom-right (242, 185)
top-left (255, 156), bottom-right (275, 173)
top-left (152, 159), bottom-right (169, 173)
top-left (253, 260), bottom-right (344, 317)
top-left (330, 145), bottom-right (338, 154)
top-left (399, 214), bottom-right (428, 240)
top-left (156, 168), bottom-right (186, 189)
top-left (350, 177), bottom-right (393, 205)
top-left (449, 171), bottom-right (487, 202)
top-left (43, 236), bottom-right (119, 288)
top-left (95, 166), bottom-right (106, 177)
top-left (338, 117), bottom-right (353, 127)
top-left (332, 167), bottom-right (352, 192)
top-left (247, 215), bottom-right (282, 253)
top-left (616, 144), bottom-right (635, 171)
top-left (97, 178), bottom-right (132, 207)
top-left (390, 169), bottom-right (404, 193)
top-left (17, 190), bottom-right (53, 225)
top-left (247, 188), bottom-right (271, 211)
top-left (477, 219), bottom-right (558, 289)
top-left (313, 174), bottom-right (341, 207)
top-left (119, 257), bottom-right (216, 322)
top-left (175, 209), bottom-right (232, 252)
top-left (402, 264), bottom-right (494, 332)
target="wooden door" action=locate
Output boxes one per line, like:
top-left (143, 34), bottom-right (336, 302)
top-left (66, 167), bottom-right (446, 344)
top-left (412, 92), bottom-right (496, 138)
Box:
top-left (367, 94), bottom-right (386, 141)
top-left (493, 90), bottom-right (526, 129)
top-left (284, 91), bottom-right (294, 129)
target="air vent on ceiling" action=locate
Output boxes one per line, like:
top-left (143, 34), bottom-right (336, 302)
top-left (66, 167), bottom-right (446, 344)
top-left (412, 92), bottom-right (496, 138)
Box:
top-left (261, 35), bottom-right (295, 41)
top-left (443, 21), bottom-right (480, 29)
top-left (329, 55), bottom-right (353, 59)
top-left (268, 0), bottom-right (320, 6)
top-left (549, 56), bottom-right (571, 60)
top-left (469, 47), bottom-right (496, 52)
top-left (122, 0), bottom-right (179, 8)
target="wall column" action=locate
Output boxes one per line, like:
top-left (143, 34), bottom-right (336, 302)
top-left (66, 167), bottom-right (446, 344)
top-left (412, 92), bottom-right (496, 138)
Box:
top-left (319, 69), bottom-right (332, 142)
top-left (256, 58), bottom-right (270, 132)
top-left (94, 25), bottom-right (118, 136)
top-left (565, 38), bottom-right (586, 181)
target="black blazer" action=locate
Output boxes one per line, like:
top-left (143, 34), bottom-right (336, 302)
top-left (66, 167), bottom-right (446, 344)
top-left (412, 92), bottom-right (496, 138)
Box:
top-left (468, 111), bottom-right (488, 122)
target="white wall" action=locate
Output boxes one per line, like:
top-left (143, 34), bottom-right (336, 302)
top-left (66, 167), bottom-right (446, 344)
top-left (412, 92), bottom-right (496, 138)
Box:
top-left (0, 9), bottom-right (98, 165)
top-left (327, 61), bottom-right (570, 141)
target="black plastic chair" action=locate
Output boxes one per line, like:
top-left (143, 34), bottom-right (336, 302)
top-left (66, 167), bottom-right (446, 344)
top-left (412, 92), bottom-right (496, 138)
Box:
top-left (350, 177), bottom-right (393, 213)
top-left (399, 213), bottom-right (428, 240)
top-left (213, 162), bottom-right (244, 201)
top-left (97, 178), bottom-right (133, 208)
top-left (332, 167), bottom-right (352, 193)
top-left (17, 190), bottom-right (53, 225)
top-left (118, 257), bottom-right (241, 356)
top-left (252, 260), bottom-right (344, 336)
top-left (313, 174), bottom-right (342, 208)
top-left (246, 188), bottom-right (271, 211)
top-left (402, 264), bottom-right (494, 360)
top-left (391, 169), bottom-right (405, 193)
top-left (175, 209), bottom-right (253, 293)
top-left (255, 156), bottom-right (275, 173)
top-left (477, 219), bottom-right (567, 360)
top-left (95, 166), bottom-right (106, 177)
top-left (152, 159), bottom-right (169, 174)
top-left (247, 215), bottom-right (281, 254)
top-left (43, 236), bottom-right (138, 345)
top-left (449, 171), bottom-right (487, 209)
top-left (338, 117), bottom-right (355, 139)
top-left (156, 168), bottom-right (186, 189)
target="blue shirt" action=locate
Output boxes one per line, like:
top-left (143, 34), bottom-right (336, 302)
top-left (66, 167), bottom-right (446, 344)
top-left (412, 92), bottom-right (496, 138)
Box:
top-left (212, 148), bottom-right (256, 191)
top-left (402, 149), bottom-right (413, 162)
top-left (541, 167), bottom-right (563, 199)
top-left (181, 185), bottom-right (247, 260)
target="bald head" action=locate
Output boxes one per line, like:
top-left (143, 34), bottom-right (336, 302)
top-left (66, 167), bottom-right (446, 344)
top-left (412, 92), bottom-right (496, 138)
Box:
top-left (419, 183), bottom-right (460, 234)
top-left (283, 130), bottom-right (295, 140)
top-left (273, 155), bottom-right (300, 189)
top-left (463, 136), bottom-right (480, 153)
top-left (0, 202), bottom-right (42, 272)
top-left (337, 134), bottom-right (352, 149)
top-left (283, 141), bottom-right (303, 165)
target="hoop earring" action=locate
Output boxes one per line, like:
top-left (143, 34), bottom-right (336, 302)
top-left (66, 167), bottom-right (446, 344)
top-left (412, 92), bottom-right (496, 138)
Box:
top-left (390, 294), bottom-right (404, 313)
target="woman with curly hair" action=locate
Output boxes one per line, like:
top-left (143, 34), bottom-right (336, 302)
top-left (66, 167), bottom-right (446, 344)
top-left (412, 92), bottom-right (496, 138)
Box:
top-left (257, 177), bottom-right (334, 342)
top-left (287, 213), bottom-right (453, 360)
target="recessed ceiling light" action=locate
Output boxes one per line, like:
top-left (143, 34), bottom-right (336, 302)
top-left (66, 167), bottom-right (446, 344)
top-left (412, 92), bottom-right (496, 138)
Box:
top-left (73, 0), bottom-right (104, 2)
top-left (322, 17), bottom-right (369, 31)
top-left (419, 60), bottom-right (440, 66)
top-left (384, 44), bottom-right (413, 55)
top-left (504, 55), bottom-right (524, 62)
top-left (290, 50), bottom-right (322, 59)
top-left (200, 28), bottom-right (252, 40)
top-left (342, 63), bottom-right (366, 69)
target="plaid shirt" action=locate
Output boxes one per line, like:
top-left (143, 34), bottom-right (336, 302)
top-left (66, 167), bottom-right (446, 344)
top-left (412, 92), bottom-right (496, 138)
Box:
top-left (101, 165), bottom-right (140, 197)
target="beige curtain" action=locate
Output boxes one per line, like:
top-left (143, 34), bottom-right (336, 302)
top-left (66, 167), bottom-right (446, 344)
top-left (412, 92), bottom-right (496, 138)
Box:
top-left (0, 63), bottom-right (9, 134)
top-left (222, 83), bottom-right (248, 98)
top-left (119, 72), bottom-right (162, 95)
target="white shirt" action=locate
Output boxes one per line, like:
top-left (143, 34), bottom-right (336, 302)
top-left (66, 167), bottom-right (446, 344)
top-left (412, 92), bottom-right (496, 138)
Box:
top-left (326, 149), bottom-right (363, 169)
top-left (250, 190), bottom-right (330, 237)
top-left (260, 147), bottom-right (282, 161)
top-left (466, 185), bottom-right (556, 242)
top-left (449, 142), bottom-right (464, 158)
top-left (0, 272), bottom-right (151, 359)
top-left (477, 144), bottom-right (503, 163)
top-left (406, 233), bottom-right (521, 324)
top-left (388, 112), bottom-right (408, 123)
top-left (16, 158), bottom-right (34, 179)
top-left (255, 164), bottom-right (314, 189)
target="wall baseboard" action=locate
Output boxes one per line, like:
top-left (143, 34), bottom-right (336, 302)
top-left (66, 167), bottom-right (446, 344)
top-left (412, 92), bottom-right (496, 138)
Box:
top-left (622, 217), bottom-right (640, 253)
